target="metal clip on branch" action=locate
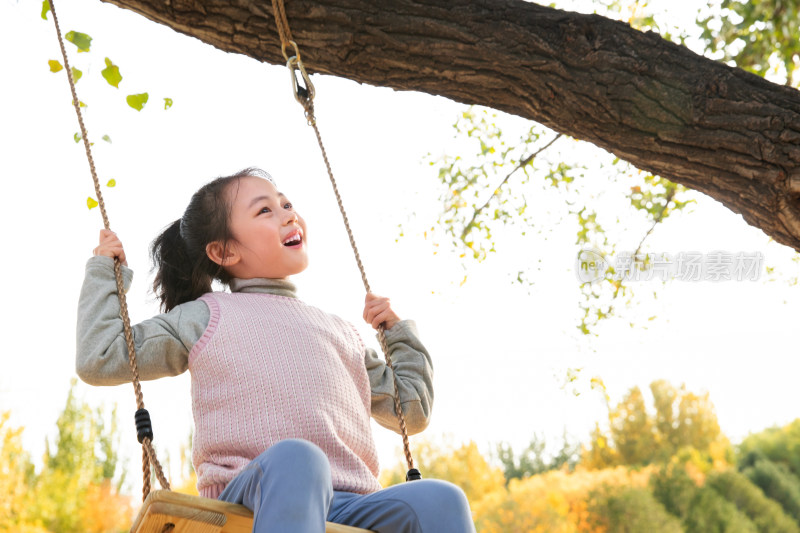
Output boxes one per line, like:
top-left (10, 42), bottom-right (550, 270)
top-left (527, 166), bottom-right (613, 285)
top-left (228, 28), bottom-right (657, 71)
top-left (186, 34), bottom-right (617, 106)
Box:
top-left (284, 40), bottom-right (315, 105)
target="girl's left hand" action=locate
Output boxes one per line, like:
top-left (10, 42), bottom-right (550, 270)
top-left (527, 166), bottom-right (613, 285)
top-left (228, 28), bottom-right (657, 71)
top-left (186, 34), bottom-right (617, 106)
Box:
top-left (363, 292), bottom-right (401, 330)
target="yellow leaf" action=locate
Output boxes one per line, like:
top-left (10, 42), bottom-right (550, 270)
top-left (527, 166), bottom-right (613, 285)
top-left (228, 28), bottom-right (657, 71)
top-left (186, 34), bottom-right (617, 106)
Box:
top-left (459, 275), bottom-right (468, 287)
top-left (87, 197), bottom-right (98, 210)
top-left (107, 179), bottom-right (116, 187)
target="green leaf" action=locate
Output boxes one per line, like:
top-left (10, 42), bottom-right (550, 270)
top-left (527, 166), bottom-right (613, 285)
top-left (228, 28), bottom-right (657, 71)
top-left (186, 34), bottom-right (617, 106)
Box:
top-left (102, 135), bottom-right (112, 143)
top-left (163, 97), bottom-right (173, 110)
top-left (71, 67), bottom-right (82, 83)
top-left (41, 0), bottom-right (50, 20)
top-left (65, 31), bottom-right (92, 53)
top-left (126, 92), bottom-right (149, 111)
top-left (106, 179), bottom-right (116, 187)
top-left (87, 197), bottom-right (98, 210)
top-left (101, 58), bottom-right (122, 88)
top-left (48, 59), bottom-right (63, 73)
top-left (74, 132), bottom-right (81, 143)
top-left (79, 101), bottom-right (87, 108)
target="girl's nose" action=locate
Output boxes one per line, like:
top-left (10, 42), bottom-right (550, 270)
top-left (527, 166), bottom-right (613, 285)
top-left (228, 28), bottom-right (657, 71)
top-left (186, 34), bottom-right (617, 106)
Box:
top-left (284, 210), bottom-right (298, 224)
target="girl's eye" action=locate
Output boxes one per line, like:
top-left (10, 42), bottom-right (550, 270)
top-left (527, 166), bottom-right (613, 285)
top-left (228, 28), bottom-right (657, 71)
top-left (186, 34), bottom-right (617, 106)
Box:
top-left (284, 202), bottom-right (293, 209)
top-left (259, 207), bottom-right (271, 214)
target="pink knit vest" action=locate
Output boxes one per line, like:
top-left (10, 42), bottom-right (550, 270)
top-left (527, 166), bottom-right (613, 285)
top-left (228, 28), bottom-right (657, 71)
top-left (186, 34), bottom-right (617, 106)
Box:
top-left (189, 291), bottom-right (382, 499)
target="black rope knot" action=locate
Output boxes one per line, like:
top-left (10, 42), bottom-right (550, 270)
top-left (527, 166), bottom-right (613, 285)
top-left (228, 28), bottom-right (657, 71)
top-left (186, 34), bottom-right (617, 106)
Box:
top-left (135, 408), bottom-right (154, 444)
top-left (406, 468), bottom-right (422, 482)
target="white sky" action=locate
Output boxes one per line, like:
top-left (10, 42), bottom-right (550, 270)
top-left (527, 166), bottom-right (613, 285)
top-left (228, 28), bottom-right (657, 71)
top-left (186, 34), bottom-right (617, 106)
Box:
top-left (2, 0), bottom-right (798, 495)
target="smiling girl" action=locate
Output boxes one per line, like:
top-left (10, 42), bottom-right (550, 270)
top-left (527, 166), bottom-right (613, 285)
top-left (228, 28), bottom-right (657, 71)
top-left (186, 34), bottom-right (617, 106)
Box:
top-left (75, 168), bottom-right (475, 532)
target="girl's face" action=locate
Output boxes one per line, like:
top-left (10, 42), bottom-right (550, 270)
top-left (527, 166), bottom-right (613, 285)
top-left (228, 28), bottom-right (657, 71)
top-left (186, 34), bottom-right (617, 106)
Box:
top-left (211, 176), bottom-right (309, 279)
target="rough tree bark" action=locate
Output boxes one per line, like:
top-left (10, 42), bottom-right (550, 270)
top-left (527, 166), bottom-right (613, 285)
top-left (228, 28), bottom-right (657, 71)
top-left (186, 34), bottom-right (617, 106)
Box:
top-left (99, 0), bottom-right (800, 251)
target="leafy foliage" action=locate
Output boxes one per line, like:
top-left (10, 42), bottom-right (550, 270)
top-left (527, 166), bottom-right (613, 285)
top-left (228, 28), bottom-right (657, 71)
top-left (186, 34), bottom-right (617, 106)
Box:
top-left (65, 31), bottom-right (92, 52)
top-left (0, 413), bottom-right (39, 532)
top-left (739, 419), bottom-right (800, 478)
top-left (684, 486), bottom-right (759, 533)
top-left (706, 469), bottom-right (800, 533)
top-left (30, 380), bottom-right (130, 533)
top-left (587, 485), bottom-right (684, 533)
top-left (650, 463), bottom-right (698, 519)
top-left (583, 380), bottom-right (727, 468)
top-left (414, 106), bottom-right (692, 335)
top-left (381, 439), bottom-right (506, 506)
top-left (743, 457), bottom-right (800, 523)
top-left (649, 462), bottom-right (760, 532)
top-left (495, 431), bottom-right (580, 484)
top-left (0, 382), bottom-right (130, 532)
top-left (698, 0), bottom-right (800, 86)
top-left (126, 93), bottom-right (149, 111)
top-left (101, 58), bottom-right (122, 88)
top-left (40, 0), bottom-right (172, 209)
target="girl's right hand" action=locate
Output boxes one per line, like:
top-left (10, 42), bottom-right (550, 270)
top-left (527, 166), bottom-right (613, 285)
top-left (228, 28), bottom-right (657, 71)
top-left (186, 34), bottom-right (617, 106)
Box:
top-left (94, 229), bottom-right (128, 266)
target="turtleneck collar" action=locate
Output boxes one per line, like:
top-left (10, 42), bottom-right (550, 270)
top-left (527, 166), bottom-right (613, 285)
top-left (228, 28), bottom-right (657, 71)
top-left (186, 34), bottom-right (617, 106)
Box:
top-left (229, 277), bottom-right (298, 299)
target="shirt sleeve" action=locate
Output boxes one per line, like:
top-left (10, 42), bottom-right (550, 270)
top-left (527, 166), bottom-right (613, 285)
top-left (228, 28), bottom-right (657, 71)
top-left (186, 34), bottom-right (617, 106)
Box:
top-left (365, 319), bottom-right (434, 435)
top-left (75, 255), bottom-right (210, 386)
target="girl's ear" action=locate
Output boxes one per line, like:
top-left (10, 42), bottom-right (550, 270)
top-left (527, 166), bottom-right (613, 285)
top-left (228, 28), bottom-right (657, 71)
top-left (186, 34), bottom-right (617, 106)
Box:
top-left (206, 241), bottom-right (241, 267)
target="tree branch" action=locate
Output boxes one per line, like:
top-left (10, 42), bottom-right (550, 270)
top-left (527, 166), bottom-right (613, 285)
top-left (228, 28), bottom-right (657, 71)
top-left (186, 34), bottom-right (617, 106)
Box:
top-left (99, 0), bottom-right (800, 251)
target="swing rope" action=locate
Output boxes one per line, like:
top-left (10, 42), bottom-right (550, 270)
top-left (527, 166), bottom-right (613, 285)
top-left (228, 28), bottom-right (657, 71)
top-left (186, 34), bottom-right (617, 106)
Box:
top-left (269, 0), bottom-right (419, 480)
top-left (49, 0), bottom-right (170, 501)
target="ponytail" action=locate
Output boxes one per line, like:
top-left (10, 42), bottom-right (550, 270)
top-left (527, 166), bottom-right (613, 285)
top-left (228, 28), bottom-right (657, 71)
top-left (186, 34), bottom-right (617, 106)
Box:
top-left (150, 219), bottom-right (214, 312)
top-left (149, 169), bottom-right (265, 312)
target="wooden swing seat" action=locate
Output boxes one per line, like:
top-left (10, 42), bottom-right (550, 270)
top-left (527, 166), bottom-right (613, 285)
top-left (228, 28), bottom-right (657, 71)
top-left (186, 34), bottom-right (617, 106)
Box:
top-left (131, 490), bottom-right (372, 533)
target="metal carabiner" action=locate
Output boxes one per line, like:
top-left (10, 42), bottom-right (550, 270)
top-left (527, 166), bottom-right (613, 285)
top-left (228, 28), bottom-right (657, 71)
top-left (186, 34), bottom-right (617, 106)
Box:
top-left (287, 55), bottom-right (315, 104)
top-left (284, 41), bottom-right (315, 104)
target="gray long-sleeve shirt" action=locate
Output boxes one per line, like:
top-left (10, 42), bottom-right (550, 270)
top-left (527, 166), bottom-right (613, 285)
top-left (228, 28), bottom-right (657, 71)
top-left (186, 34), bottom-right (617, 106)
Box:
top-left (76, 255), bottom-right (433, 434)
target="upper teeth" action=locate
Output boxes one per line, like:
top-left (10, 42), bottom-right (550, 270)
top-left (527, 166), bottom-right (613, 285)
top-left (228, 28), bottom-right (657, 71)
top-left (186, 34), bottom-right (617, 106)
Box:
top-left (284, 233), bottom-right (301, 245)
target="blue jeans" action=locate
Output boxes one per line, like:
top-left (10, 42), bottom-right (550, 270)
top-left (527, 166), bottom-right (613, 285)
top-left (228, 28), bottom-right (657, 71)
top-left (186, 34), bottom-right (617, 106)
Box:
top-left (218, 439), bottom-right (476, 532)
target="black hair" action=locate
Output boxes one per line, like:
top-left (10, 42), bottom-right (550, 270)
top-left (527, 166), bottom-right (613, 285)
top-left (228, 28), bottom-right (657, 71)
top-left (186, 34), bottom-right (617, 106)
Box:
top-left (150, 167), bottom-right (275, 312)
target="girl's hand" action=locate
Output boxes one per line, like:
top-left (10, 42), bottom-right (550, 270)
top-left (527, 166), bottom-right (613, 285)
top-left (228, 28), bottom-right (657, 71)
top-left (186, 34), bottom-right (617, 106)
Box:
top-left (363, 292), bottom-right (401, 330)
top-left (94, 229), bottom-right (128, 266)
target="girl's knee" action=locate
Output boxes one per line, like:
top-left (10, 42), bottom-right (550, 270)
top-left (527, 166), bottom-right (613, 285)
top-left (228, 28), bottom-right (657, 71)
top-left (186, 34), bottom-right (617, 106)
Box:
top-left (259, 439), bottom-right (331, 485)
top-left (422, 479), bottom-right (470, 509)
top-left (382, 480), bottom-right (474, 532)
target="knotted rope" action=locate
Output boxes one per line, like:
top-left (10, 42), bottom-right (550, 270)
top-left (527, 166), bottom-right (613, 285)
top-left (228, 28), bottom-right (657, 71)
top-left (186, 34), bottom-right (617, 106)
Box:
top-left (270, 0), bottom-right (419, 478)
top-left (49, 0), bottom-right (171, 501)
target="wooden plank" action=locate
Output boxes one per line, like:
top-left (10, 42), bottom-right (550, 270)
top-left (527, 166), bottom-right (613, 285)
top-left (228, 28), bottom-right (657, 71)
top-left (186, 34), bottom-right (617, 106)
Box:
top-left (131, 490), bottom-right (372, 533)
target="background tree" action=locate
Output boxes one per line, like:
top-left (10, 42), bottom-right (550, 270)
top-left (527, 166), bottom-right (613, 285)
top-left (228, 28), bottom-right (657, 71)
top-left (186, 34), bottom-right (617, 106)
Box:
top-left (380, 438), bottom-right (506, 507)
top-left (495, 431), bottom-right (580, 484)
top-left (742, 456), bottom-right (800, 524)
top-left (739, 419), bottom-right (800, 477)
top-left (0, 412), bottom-right (42, 532)
top-left (584, 380), bottom-right (726, 468)
top-left (609, 386), bottom-right (657, 465)
top-left (29, 380), bottom-right (130, 533)
top-left (587, 485), bottom-right (684, 533)
top-left (684, 486), bottom-right (760, 533)
top-left (706, 469), bottom-right (800, 533)
top-left (649, 462), bottom-right (761, 533)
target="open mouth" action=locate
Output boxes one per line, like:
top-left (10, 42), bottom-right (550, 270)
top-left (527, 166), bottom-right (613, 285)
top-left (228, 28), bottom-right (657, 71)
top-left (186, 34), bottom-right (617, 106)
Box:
top-left (283, 232), bottom-right (303, 247)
